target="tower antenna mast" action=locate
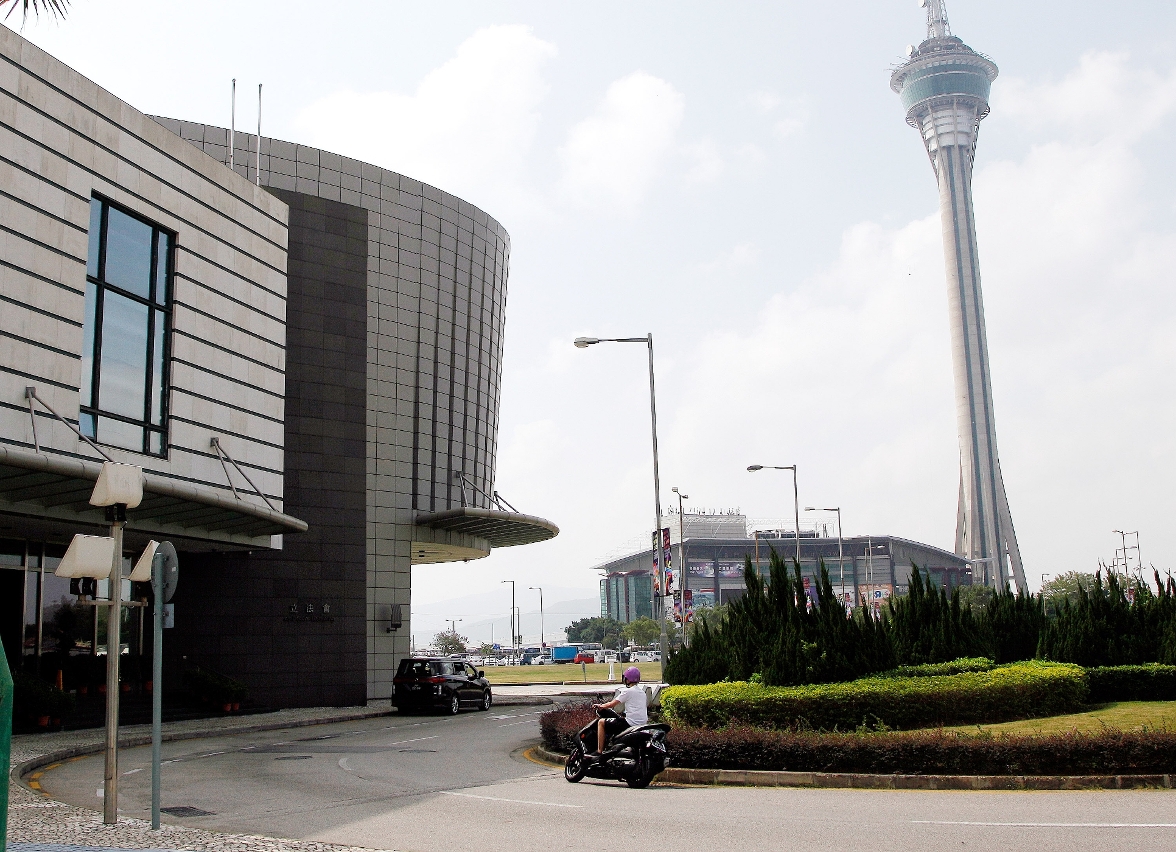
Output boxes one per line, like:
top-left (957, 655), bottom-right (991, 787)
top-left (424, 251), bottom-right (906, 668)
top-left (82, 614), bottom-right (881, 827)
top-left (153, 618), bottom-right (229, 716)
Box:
top-left (922, 0), bottom-right (951, 39)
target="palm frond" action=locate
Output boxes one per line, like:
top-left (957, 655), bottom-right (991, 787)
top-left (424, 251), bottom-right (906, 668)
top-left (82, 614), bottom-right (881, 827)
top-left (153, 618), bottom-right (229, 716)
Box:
top-left (2, 0), bottom-right (71, 23)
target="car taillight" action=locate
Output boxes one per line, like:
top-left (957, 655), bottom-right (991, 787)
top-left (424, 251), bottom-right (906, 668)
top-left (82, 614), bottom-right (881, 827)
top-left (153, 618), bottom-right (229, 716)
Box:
top-left (427, 676), bottom-right (445, 684)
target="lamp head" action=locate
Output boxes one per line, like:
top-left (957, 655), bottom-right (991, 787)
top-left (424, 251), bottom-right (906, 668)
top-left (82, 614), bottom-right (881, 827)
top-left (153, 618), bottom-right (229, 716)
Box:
top-left (804, 506), bottom-right (816, 511)
top-left (747, 465), bottom-right (763, 472)
top-left (574, 337), bottom-right (600, 348)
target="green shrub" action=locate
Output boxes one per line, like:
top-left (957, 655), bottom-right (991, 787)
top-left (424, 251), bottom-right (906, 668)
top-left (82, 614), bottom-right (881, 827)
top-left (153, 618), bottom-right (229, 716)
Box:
top-left (185, 665), bottom-right (247, 705)
top-left (887, 569), bottom-right (988, 665)
top-left (660, 661), bottom-right (1087, 731)
top-left (1086, 664), bottom-right (1176, 703)
top-left (884, 657), bottom-right (994, 678)
top-left (666, 553), bottom-right (894, 687)
top-left (664, 725), bottom-right (1176, 775)
top-left (12, 671), bottom-right (75, 720)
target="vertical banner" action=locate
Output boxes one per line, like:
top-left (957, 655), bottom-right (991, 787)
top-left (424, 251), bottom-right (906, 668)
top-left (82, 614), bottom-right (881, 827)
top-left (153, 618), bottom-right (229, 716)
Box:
top-left (651, 530), bottom-right (661, 594)
top-left (672, 589), bottom-right (694, 623)
top-left (662, 528), bottom-right (673, 593)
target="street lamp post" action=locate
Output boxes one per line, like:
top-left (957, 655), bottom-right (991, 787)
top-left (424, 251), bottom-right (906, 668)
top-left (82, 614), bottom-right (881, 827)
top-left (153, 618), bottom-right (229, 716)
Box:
top-left (671, 487), bottom-right (688, 645)
top-left (575, 334), bottom-right (667, 681)
top-left (447, 618), bottom-right (462, 635)
top-left (806, 506), bottom-right (846, 605)
top-left (529, 587), bottom-right (545, 649)
top-left (747, 465), bottom-right (800, 566)
top-left (500, 580), bottom-right (515, 662)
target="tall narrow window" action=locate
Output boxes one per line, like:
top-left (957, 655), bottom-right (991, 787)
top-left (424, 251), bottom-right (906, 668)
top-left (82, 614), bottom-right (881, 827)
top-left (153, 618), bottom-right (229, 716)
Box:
top-left (80, 197), bottom-right (172, 456)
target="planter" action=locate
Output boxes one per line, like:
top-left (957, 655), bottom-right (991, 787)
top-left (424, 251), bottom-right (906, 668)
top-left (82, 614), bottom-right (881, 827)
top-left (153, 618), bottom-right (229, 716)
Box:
top-left (37, 715), bottom-right (50, 727)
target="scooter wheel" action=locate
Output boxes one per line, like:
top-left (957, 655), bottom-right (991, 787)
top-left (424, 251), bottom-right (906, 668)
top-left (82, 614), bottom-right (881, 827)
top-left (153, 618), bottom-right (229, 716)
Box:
top-left (624, 756), bottom-right (655, 789)
top-left (564, 751), bottom-right (586, 783)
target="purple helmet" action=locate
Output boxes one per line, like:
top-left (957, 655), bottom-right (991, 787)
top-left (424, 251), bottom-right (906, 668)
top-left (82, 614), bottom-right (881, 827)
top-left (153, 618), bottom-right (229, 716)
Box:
top-left (623, 666), bottom-right (641, 684)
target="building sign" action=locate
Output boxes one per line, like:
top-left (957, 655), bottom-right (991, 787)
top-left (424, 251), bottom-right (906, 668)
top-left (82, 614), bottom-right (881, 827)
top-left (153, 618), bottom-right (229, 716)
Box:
top-left (688, 560), bottom-right (714, 578)
top-left (717, 561), bottom-right (744, 579)
top-left (284, 600), bottom-right (336, 624)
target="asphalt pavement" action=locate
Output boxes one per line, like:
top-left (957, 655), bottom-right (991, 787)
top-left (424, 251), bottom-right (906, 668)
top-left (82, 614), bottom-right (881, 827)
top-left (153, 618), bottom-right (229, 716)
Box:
top-left (29, 702), bottom-right (1176, 852)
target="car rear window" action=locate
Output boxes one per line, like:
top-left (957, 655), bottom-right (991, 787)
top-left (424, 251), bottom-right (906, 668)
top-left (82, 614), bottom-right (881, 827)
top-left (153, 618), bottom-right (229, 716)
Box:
top-left (397, 660), bottom-right (445, 678)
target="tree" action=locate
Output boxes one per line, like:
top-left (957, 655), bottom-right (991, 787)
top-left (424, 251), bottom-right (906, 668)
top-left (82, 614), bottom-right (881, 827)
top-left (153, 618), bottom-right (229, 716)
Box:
top-left (1, 0), bottom-right (69, 23)
top-left (956, 583), bottom-right (994, 614)
top-left (475, 642), bottom-right (495, 657)
top-left (565, 617), bottom-right (623, 647)
top-left (622, 617), bottom-right (660, 647)
top-left (432, 629), bottom-right (468, 655)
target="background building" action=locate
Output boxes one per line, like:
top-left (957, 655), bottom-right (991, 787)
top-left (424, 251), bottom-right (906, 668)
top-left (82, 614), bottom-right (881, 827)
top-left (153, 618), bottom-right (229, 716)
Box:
top-left (0, 27), bottom-right (554, 710)
top-left (597, 512), bottom-right (971, 623)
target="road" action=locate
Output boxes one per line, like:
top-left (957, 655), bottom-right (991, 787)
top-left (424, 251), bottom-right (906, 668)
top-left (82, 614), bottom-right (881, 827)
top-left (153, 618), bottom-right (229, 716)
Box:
top-left (36, 705), bottom-right (1176, 852)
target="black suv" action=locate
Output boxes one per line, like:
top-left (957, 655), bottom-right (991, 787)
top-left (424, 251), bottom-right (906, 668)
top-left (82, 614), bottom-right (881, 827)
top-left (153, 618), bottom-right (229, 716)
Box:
top-left (393, 657), bottom-right (493, 714)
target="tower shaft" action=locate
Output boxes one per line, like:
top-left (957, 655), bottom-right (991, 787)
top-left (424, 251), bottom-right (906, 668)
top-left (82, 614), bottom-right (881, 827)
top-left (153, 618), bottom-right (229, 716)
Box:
top-left (892, 11), bottom-right (1026, 591)
top-left (921, 102), bottom-right (1025, 590)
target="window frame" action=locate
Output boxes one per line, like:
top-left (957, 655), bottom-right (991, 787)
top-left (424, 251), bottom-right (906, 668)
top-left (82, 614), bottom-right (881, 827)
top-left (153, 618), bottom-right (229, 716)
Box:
top-left (81, 195), bottom-right (174, 457)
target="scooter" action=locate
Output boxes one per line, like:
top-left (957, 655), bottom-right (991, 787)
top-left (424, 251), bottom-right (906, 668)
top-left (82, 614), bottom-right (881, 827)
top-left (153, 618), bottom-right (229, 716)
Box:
top-left (563, 707), bottom-right (671, 789)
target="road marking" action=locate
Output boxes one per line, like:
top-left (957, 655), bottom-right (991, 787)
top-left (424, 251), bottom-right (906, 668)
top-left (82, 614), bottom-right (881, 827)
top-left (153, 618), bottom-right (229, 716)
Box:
top-left (390, 735), bottom-right (440, 746)
top-left (439, 791), bottom-right (582, 809)
top-left (122, 768), bottom-right (144, 776)
top-left (497, 719), bottom-right (538, 728)
top-left (914, 821), bottom-right (1176, 828)
top-left (202, 751), bottom-right (226, 757)
top-left (338, 757), bottom-right (352, 772)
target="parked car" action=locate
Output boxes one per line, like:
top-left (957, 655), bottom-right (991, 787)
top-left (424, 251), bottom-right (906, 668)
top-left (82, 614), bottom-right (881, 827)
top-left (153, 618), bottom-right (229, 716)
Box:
top-left (392, 657), bottom-right (493, 714)
top-left (533, 654), bottom-right (554, 665)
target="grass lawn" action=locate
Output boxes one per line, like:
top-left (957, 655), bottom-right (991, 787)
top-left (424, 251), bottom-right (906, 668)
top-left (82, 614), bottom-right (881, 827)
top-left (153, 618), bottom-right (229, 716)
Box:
top-left (481, 661), bottom-right (663, 685)
top-left (939, 701), bottom-right (1176, 735)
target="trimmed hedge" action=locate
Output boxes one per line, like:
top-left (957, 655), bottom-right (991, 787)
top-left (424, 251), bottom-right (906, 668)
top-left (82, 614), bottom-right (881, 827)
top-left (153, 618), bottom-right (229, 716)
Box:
top-left (666, 726), bottom-right (1176, 775)
top-left (539, 705), bottom-right (1176, 775)
top-left (541, 703), bottom-right (597, 753)
top-left (660, 661), bottom-right (1087, 731)
top-left (1087, 664), bottom-right (1176, 703)
top-left (884, 657), bottom-right (994, 678)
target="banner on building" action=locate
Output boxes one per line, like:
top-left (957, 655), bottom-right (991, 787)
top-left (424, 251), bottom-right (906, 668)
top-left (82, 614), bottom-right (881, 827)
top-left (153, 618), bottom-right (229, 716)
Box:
top-left (652, 527), bottom-right (673, 595)
top-left (688, 560), bottom-right (714, 578)
top-left (717, 561), bottom-right (744, 579)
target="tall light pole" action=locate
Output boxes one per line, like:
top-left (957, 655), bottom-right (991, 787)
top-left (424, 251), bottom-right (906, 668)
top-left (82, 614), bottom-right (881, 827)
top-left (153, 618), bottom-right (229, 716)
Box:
top-left (671, 487), bottom-right (689, 645)
top-left (747, 465), bottom-right (800, 566)
top-left (529, 586), bottom-right (545, 649)
top-left (500, 580), bottom-right (515, 662)
top-left (806, 506), bottom-right (846, 604)
top-left (575, 334), bottom-right (667, 681)
top-left (447, 618), bottom-right (462, 635)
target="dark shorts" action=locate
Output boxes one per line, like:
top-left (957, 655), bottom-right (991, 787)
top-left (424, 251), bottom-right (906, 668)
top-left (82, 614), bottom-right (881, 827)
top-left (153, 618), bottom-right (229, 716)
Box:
top-left (602, 715), bottom-right (629, 740)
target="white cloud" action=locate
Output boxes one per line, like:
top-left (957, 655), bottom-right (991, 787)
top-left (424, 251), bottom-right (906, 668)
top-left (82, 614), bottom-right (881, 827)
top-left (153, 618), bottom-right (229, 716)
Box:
top-left (294, 25), bottom-right (556, 209)
top-left (998, 51), bottom-right (1176, 143)
top-left (557, 71), bottom-right (685, 212)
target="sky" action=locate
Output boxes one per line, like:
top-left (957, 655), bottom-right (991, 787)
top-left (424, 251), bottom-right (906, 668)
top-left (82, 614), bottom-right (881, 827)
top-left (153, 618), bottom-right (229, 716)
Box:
top-left (14, 1), bottom-right (1176, 642)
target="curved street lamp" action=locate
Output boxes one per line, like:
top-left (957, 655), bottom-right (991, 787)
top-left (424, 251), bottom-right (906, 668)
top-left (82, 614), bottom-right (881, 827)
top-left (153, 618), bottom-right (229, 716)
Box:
top-left (575, 334), bottom-right (667, 681)
top-left (747, 464), bottom-right (800, 566)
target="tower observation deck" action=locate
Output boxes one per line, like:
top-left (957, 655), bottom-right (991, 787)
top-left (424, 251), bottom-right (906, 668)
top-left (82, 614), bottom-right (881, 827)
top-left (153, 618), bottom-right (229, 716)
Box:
top-left (891, 0), bottom-right (1027, 591)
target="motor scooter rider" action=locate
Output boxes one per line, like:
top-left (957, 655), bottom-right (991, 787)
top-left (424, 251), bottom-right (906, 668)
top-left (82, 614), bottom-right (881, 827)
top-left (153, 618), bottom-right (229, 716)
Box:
top-left (591, 666), bottom-right (647, 756)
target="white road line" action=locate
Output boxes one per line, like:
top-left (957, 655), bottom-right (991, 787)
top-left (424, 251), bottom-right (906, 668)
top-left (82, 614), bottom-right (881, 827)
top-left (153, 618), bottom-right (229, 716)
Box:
top-left (497, 719), bottom-right (538, 728)
top-left (121, 768), bottom-right (144, 776)
top-left (390, 735), bottom-right (440, 746)
top-left (914, 821), bottom-right (1176, 828)
top-left (339, 757), bottom-right (352, 771)
top-left (439, 791), bottom-right (582, 809)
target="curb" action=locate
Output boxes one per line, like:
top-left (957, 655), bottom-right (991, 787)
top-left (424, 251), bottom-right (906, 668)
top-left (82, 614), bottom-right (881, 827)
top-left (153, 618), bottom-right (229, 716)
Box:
top-left (12, 708), bottom-right (393, 791)
top-left (532, 747), bottom-right (1175, 790)
top-left (12, 697), bottom-right (553, 792)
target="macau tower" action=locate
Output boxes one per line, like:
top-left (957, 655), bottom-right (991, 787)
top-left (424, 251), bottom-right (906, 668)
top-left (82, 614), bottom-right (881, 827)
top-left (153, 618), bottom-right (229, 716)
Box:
top-left (891, 0), bottom-right (1027, 591)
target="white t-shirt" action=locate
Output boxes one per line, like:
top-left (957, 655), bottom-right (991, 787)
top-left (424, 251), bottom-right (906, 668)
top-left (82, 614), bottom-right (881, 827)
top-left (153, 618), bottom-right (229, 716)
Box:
top-left (612, 684), bottom-right (648, 726)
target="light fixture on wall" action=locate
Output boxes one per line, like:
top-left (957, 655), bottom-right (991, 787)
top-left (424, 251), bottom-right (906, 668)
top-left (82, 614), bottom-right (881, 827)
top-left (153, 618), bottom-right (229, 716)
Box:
top-left (387, 603), bottom-right (403, 633)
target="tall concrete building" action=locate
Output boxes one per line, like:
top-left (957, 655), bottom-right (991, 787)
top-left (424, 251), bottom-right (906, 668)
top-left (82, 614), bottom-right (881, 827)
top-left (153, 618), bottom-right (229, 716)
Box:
top-left (891, 1), bottom-right (1027, 591)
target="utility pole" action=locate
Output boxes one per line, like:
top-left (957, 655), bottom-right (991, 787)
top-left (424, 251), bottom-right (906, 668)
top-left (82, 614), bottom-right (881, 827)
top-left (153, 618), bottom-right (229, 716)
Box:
top-left (530, 587), bottom-right (545, 649)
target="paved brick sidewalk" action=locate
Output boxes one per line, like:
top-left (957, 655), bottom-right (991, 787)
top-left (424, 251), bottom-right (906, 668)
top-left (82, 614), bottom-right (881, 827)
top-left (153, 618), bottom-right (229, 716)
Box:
top-left (7, 702), bottom-right (401, 851)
